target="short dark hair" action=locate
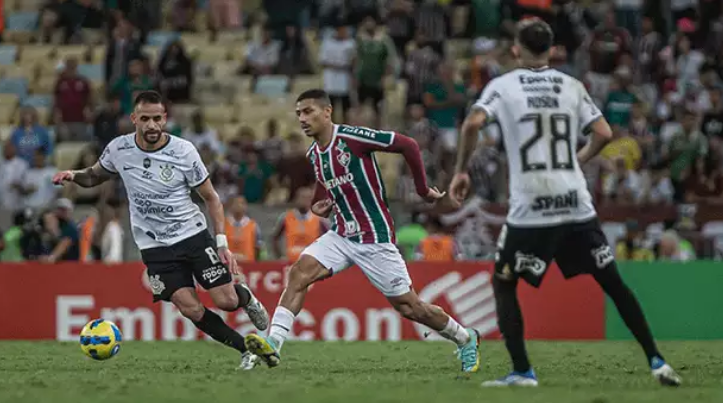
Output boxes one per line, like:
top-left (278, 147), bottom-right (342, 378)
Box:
top-left (516, 18), bottom-right (554, 56)
top-left (296, 89), bottom-right (331, 107)
top-left (134, 90), bottom-right (164, 107)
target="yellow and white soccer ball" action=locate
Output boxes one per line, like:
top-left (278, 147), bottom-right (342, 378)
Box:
top-left (79, 319), bottom-right (123, 360)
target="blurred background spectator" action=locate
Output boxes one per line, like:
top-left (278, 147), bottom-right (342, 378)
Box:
top-left (0, 0), bottom-right (722, 263)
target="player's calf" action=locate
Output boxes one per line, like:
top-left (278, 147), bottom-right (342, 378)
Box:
top-left (171, 288), bottom-right (249, 355)
top-left (208, 282), bottom-right (269, 331)
top-left (388, 291), bottom-right (481, 373)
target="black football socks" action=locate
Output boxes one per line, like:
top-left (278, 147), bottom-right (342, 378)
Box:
top-left (234, 283), bottom-right (252, 308)
top-left (193, 308), bottom-right (247, 353)
top-left (492, 275), bottom-right (532, 373)
top-left (593, 266), bottom-right (663, 364)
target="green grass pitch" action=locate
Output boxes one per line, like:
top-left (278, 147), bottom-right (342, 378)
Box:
top-left (1, 341), bottom-right (722, 403)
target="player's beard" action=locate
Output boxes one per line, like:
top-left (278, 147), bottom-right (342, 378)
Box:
top-left (142, 129), bottom-right (162, 144)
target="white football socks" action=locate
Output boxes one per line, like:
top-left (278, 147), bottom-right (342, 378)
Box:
top-left (439, 317), bottom-right (470, 346)
top-left (268, 306), bottom-right (295, 349)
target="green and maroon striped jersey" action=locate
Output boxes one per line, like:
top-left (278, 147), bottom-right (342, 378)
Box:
top-left (307, 124), bottom-right (399, 244)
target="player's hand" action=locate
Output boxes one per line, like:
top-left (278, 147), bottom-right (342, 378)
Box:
top-left (448, 172), bottom-right (471, 205)
top-left (218, 247), bottom-right (240, 275)
top-left (422, 186), bottom-right (446, 203)
top-left (52, 170), bottom-right (75, 186)
top-left (312, 199), bottom-right (334, 217)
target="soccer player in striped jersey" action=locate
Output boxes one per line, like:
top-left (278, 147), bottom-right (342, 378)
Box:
top-left (245, 89), bottom-right (481, 372)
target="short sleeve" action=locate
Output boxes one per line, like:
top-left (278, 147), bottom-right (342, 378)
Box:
top-left (578, 82), bottom-right (603, 133)
top-left (183, 147), bottom-right (210, 187)
top-left (473, 79), bottom-right (503, 120)
top-left (98, 142), bottom-right (117, 173)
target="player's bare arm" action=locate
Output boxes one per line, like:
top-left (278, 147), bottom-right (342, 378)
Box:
top-left (449, 108), bottom-right (487, 204)
top-left (577, 117), bottom-right (613, 165)
top-left (195, 179), bottom-right (239, 275)
top-left (52, 162), bottom-right (115, 188)
top-left (455, 108), bottom-right (487, 173)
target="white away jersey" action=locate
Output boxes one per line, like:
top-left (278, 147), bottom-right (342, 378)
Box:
top-left (99, 133), bottom-right (210, 249)
top-left (474, 67), bottom-right (602, 227)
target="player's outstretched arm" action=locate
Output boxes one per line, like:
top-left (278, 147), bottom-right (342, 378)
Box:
top-left (52, 162), bottom-right (115, 188)
top-left (455, 108), bottom-right (488, 174)
top-left (577, 118), bottom-right (612, 165)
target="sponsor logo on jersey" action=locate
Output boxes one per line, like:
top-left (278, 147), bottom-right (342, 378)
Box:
top-left (522, 86), bottom-right (552, 93)
top-left (482, 90), bottom-right (501, 106)
top-left (344, 221), bottom-right (360, 236)
top-left (531, 190), bottom-right (579, 216)
top-left (143, 158), bottom-right (151, 168)
top-left (159, 163), bottom-right (174, 182)
top-left (527, 95), bottom-right (559, 108)
top-left (135, 204), bottom-right (175, 216)
top-left (519, 75), bottom-right (563, 85)
top-left (324, 173), bottom-right (354, 189)
top-left (340, 126), bottom-right (377, 139)
top-left (192, 161), bottom-right (204, 182)
top-left (117, 139), bottom-right (134, 150)
top-left (161, 150), bottom-right (178, 159)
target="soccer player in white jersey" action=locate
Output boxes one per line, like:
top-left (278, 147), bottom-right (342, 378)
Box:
top-left (52, 91), bottom-right (269, 370)
top-left (449, 19), bottom-right (682, 387)
top-left (243, 89), bottom-right (481, 373)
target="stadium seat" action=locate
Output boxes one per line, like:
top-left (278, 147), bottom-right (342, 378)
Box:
top-left (78, 64), bottom-right (104, 81)
top-left (146, 31), bottom-right (180, 48)
top-left (0, 105), bottom-right (16, 124)
top-left (21, 94), bottom-right (52, 108)
top-left (254, 76), bottom-right (289, 98)
top-left (55, 45), bottom-right (88, 62)
top-left (30, 75), bottom-right (56, 95)
top-left (0, 45), bottom-right (18, 65)
top-left (0, 93), bottom-right (19, 106)
top-left (0, 64), bottom-right (33, 80)
top-left (0, 77), bottom-right (28, 97)
top-left (5, 11), bottom-right (39, 31)
top-left (203, 105), bottom-right (238, 125)
top-left (0, 125), bottom-right (14, 142)
top-left (54, 142), bottom-right (86, 170)
top-left (19, 44), bottom-right (55, 63)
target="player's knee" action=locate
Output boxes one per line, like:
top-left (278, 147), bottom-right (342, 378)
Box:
top-left (211, 291), bottom-right (238, 312)
top-left (177, 302), bottom-right (206, 322)
top-left (287, 258), bottom-right (327, 291)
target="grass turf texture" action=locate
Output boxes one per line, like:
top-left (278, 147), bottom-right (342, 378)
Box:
top-left (1, 341), bottom-right (721, 403)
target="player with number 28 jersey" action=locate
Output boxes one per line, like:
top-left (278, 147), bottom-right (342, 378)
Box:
top-left (449, 18), bottom-right (681, 388)
top-left (475, 68), bottom-right (600, 227)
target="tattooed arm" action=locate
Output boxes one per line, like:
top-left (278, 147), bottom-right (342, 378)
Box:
top-left (52, 162), bottom-right (116, 188)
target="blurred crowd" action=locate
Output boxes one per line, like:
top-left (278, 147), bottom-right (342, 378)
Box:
top-left (1, 0), bottom-right (723, 263)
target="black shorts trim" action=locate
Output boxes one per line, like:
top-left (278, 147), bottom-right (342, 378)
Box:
top-left (494, 218), bottom-right (615, 288)
top-left (141, 230), bottom-right (233, 302)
